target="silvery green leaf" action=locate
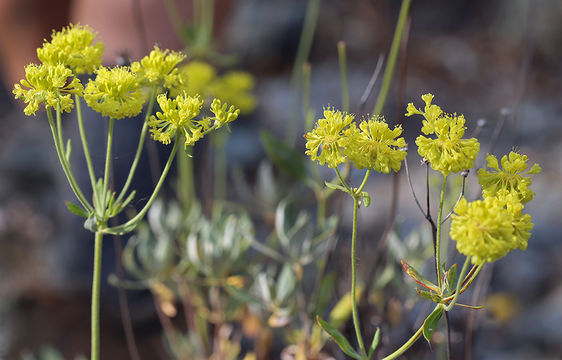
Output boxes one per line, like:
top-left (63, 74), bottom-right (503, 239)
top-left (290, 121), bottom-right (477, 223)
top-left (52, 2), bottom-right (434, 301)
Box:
top-left (275, 263), bottom-right (295, 305)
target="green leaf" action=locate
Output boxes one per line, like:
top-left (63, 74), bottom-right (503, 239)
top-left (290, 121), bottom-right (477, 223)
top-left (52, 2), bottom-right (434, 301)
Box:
top-left (416, 288), bottom-right (442, 304)
top-left (446, 264), bottom-right (458, 295)
top-left (423, 306), bottom-right (444, 343)
top-left (367, 327), bottom-right (381, 359)
top-left (275, 263), bottom-right (296, 305)
top-left (325, 181), bottom-right (349, 193)
top-left (65, 201), bottom-right (89, 218)
top-left (316, 316), bottom-right (362, 360)
top-left (361, 191), bottom-right (371, 207)
top-left (83, 215), bottom-right (98, 232)
top-left (260, 130), bottom-right (307, 181)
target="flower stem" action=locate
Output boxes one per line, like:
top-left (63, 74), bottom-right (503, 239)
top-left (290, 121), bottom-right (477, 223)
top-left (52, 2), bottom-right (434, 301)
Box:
top-left (435, 174), bottom-right (448, 289)
top-left (75, 94), bottom-right (97, 191)
top-left (351, 195), bottom-right (367, 359)
top-left (103, 136), bottom-right (179, 235)
top-left (445, 258), bottom-right (471, 311)
top-left (115, 87), bottom-right (157, 204)
top-left (46, 108), bottom-right (93, 212)
top-left (381, 323), bottom-right (424, 360)
top-left (103, 118), bottom-right (115, 194)
top-left (91, 230), bottom-right (103, 360)
top-left (372, 0), bottom-right (412, 115)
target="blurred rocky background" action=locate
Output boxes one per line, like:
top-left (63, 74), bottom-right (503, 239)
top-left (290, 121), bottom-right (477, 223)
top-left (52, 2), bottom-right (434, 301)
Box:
top-left (1, 0), bottom-right (561, 359)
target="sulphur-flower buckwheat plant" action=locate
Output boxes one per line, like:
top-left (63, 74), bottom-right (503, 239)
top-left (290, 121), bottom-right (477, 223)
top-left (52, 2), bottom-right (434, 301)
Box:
top-left (12, 22), bottom-right (241, 360)
top-left (306, 108), bottom-right (407, 359)
top-left (304, 87), bottom-right (540, 360)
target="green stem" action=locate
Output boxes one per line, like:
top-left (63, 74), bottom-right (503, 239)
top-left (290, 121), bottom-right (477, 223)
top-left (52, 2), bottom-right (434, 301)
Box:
top-left (46, 108), bottom-right (93, 212)
top-left (103, 136), bottom-right (179, 235)
top-left (445, 257), bottom-right (470, 311)
top-left (372, 0), bottom-right (412, 115)
top-left (351, 195), bottom-right (367, 359)
top-left (115, 87), bottom-right (157, 204)
top-left (338, 41), bottom-right (350, 113)
top-left (381, 322), bottom-right (424, 360)
top-left (75, 95), bottom-right (97, 191)
top-left (335, 167), bottom-right (352, 194)
top-left (103, 118), bottom-right (115, 193)
top-left (356, 169), bottom-right (372, 193)
top-left (91, 230), bottom-right (103, 360)
top-left (435, 174), bottom-right (448, 289)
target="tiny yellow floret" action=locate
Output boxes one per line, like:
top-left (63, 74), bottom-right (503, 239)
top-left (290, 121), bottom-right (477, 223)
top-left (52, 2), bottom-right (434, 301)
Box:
top-left (37, 23), bottom-right (104, 75)
top-left (84, 66), bottom-right (145, 119)
top-left (13, 63), bottom-right (83, 116)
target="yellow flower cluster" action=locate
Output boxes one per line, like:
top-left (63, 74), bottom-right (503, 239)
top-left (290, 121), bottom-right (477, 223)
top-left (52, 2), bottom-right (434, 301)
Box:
top-left (478, 152), bottom-right (541, 204)
top-left (406, 94), bottom-right (480, 175)
top-left (451, 151), bottom-right (540, 264)
top-left (343, 117), bottom-right (407, 173)
top-left (37, 23), bottom-right (104, 75)
top-left (304, 109), bottom-right (406, 172)
top-left (131, 46), bottom-right (186, 89)
top-left (84, 66), bottom-right (145, 119)
top-left (148, 94), bottom-right (239, 148)
top-left (172, 61), bottom-right (257, 114)
top-left (450, 197), bottom-right (519, 264)
top-left (13, 63), bottom-right (84, 115)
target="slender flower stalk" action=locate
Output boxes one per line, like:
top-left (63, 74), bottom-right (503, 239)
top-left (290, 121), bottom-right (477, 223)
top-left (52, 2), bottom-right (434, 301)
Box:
top-left (91, 230), bottom-right (104, 360)
top-left (435, 174), bottom-right (448, 288)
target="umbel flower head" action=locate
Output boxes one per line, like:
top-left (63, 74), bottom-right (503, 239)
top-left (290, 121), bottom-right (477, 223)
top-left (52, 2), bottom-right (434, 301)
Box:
top-left (84, 66), bottom-right (145, 119)
top-left (342, 116), bottom-right (407, 173)
top-left (478, 152), bottom-right (541, 204)
top-left (450, 196), bottom-right (528, 264)
top-left (13, 63), bottom-right (83, 116)
top-left (131, 46), bottom-right (186, 89)
top-left (406, 94), bottom-right (480, 176)
top-left (148, 93), bottom-right (204, 147)
top-left (37, 23), bottom-right (104, 75)
top-left (304, 108), bottom-right (354, 168)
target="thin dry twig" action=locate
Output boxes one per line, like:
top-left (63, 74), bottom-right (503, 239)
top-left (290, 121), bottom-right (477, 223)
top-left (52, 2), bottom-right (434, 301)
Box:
top-left (358, 55), bottom-right (385, 115)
